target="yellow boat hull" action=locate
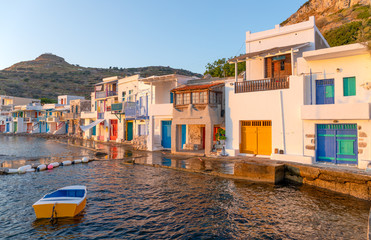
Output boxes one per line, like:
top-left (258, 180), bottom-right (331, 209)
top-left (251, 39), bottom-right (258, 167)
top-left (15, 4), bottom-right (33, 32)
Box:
top-left (33, 198), bottom-right (86, 219)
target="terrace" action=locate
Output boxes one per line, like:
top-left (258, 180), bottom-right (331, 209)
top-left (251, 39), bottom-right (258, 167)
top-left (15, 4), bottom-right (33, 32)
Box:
top-left (234, 77), bottom-right (289, 94)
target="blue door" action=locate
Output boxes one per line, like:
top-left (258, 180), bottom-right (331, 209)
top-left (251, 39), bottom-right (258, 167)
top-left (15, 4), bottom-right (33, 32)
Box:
top-left (66, 123), bottom-right (69, 134)
top-left (316, 124), bottom-right (357, 165)
top-left (161, 121), bottom-right (172, 148)
top-left (316, 79), bottom-right (334, 104)
top-left (181, 125), bottom-right (186, 149)
top-left (6, 123), bottom-right (9, 132)
top-left (46, 123), bottom-right (49, 133)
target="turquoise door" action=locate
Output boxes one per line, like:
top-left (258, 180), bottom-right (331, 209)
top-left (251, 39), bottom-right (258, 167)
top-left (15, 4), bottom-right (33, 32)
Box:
top-left (127, 122), bottom-right (133, 141)
top-left (181, 125), bottom-right (186, 149)
top-left (66, 123), bottom-right (69, 134)
top-left (92, 125), bottom-right (96, 136)
top-left (161, 121), bottom-right (172, 148)
top-left (46, 123), bottom-right (49, 132)
top-left (6, 123), bottom-right (9, 132)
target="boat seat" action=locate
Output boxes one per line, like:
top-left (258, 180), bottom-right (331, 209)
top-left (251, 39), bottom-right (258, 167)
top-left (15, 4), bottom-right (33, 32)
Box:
top-left (44, 189), bottom-right (85, 198)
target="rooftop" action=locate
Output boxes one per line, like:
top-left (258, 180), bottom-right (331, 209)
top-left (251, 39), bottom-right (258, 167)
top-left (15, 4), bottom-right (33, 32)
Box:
top-left (172, 82), bottom-right (224, 92)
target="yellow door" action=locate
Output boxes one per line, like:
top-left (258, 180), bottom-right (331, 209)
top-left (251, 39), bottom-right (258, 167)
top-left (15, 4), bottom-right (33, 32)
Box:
top-left (240, 121), bottom-right (272, 155)
top-left (241, 126), bottom-right (257, 154)
top-left (257, 126), bottom-right (272, 155)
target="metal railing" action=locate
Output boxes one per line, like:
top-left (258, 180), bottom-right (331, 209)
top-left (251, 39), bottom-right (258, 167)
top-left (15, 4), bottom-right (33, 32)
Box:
top-left (107, 91), bottom-right (117, 97)
top-left (111, 103), bottom-right (123, 112)
top-left (234, 77), bottom-right (289, 93)
top-left (98, 113), bottom-right (104, 119)
top-left (95, 91), bottom-right (106, 99)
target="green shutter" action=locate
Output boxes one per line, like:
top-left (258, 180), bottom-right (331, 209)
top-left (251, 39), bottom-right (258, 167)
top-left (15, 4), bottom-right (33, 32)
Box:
top-left (325, 85), bottom-right (334, 98)
top-left (337, 139), bottom-right (355, 155)
top-left (343, 77), bottom-right (356, 96)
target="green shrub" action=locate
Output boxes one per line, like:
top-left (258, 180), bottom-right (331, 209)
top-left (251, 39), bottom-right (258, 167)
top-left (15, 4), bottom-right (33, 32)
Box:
top-left (324, 21), bottom-right (363, 46)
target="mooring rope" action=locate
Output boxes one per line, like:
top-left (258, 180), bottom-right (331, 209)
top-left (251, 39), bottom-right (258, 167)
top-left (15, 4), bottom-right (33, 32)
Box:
top-left (50, 202), bottom-right (58, 225)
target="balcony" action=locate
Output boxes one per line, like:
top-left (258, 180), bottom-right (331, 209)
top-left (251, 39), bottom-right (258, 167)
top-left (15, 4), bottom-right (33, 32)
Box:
top-left (98, 112), bottom-right (104, 119)
top-left (24, 117), bottom-right (36, 123)
top-left (301, 102), bottom-right (371, 120)
top-left (107, 91), bottom-right (117, 97)
top-left (95, 91), bottom-right (106, 99)
top-left (81, 111), bottom-right (96, 119)
top-left (64, 112), bottom-right (78, 120)
top-left (234, 77), bottom-right (289, 93)
top-left (47, 116), bottom-right (59, 122)
top-left (37, 116), bottom-right (46, 122)
top-left (111, 103), bottom-right (123, 112)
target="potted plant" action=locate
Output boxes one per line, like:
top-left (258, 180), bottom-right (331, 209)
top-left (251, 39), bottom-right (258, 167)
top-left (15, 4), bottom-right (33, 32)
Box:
top-left (215, 128), bottom-right (226, 145)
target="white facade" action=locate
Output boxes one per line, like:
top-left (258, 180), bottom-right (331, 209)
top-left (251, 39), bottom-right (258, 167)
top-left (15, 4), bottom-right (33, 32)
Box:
top-left (297, 43), bottom-right (371, 169)
top-left (243, 16), bottom-right (328, 80)
top-left (58, 95), bottom-right (85, 105)
top-left (225, 16), bottom-right (328, 164)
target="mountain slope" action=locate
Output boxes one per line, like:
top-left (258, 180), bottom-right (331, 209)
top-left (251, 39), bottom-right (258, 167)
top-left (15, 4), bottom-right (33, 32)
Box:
top-left (281, 0), bottom-right (371, 46)
top-left (0, 54), bottom-right (201, 99)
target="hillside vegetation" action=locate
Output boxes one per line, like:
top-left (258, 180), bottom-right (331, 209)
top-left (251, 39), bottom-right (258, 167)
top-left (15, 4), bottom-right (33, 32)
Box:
top-left (281, 0), bottom-right (371, 46)
top-left (0, 54), bottom-right (201, 100)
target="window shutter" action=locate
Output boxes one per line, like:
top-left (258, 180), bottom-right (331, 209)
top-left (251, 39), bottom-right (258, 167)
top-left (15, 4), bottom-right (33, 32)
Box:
top-left (343, 77), bottom-right (356, 96)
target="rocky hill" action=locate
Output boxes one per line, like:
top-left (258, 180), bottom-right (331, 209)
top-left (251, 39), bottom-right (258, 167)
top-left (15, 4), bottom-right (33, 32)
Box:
top-left (281, 0), bottom-right (371, 46)
top-left (0, 54), bottom-right (201, 100)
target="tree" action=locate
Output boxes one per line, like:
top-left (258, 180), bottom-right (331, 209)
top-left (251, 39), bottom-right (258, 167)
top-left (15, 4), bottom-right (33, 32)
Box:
top-left (204, 57), bottom-right (245, 78)
top-left (40, 97), bottom-right (57, 104)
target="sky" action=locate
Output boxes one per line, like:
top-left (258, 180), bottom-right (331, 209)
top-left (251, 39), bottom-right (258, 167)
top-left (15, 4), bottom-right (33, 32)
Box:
top-left (0, 0), bottom-right (308, 74)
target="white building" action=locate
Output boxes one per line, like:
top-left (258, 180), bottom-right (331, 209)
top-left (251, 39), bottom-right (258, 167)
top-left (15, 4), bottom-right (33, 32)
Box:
top-left (58, 95), bottom-right (85, 105)
top-left (225, 16), bottom-right (328, 163)
top-left (298, 43), bottom-right (371, 169)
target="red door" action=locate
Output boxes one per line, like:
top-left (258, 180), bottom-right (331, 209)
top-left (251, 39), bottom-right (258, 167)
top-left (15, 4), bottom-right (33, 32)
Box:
top-left (202, 127), bottom-right (206, 149)
top-left (110, 120), bottom-right (118, 140)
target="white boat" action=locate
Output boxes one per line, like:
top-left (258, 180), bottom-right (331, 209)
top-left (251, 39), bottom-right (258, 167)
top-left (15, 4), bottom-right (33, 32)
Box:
top-left (32, 185), bottom-right (87, 219)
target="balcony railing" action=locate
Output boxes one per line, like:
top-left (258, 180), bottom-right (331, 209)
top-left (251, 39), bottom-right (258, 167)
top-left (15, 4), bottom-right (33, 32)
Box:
top-left (111, 103), bottom-right (123, 112)
top-left (107, 91), bottom-right (117, 97)
top-left (47, 117), bottom-right (59, 122)
top-left (234, 77), bottom-right (289, 93)
top-left (64, 112), bottom-right (78, 119)
top-left (95, 91), bottom-right (106, 99)
top-left (98, 112), bottom-right (104, 119)
top-left (37, 117), bottom-right (46, 122)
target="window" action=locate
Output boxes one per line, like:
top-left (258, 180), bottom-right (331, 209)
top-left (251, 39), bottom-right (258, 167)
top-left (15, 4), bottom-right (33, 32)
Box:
top-left (210, 92), bottom-right (216, 104)
top-left (192, 92), bottom-right (199, 103)
top-left (343, 77), bottom-right (356, 96)
top-left (122, 91), bottom-right (126, 102)
top-left (128, 90), bottom-right (133, 102)
top-left (176, 93), bottom-right (183, 105)
top-left (200, 92), bottom-right (207, 103)
top-left (183, 93), bottom-right (191, 104)
top-left (280, 61), bottom-right (285, 70)
top-left (192, 91), bottom-right (207, 104)
top-left (170, 92), bottom-right (174, 103)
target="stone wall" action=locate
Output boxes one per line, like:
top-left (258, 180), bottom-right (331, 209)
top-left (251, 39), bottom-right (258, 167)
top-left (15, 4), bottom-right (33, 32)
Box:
top-left (133, 135), bottom-right (148, 150)
top-left (285, 163), bottom-right (371, 200)
top-left (188, 125), bottom-right (202, 145)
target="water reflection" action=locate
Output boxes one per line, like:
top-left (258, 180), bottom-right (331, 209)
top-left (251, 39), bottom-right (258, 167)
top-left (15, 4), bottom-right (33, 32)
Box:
top-left (1, 136), bottom-right (370, 239)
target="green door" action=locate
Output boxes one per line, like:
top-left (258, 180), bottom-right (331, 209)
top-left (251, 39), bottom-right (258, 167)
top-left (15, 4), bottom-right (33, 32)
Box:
top-left (14, 122), bottom-right (17, 133)
top-left (127, 121), bottom-right (133, 141)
